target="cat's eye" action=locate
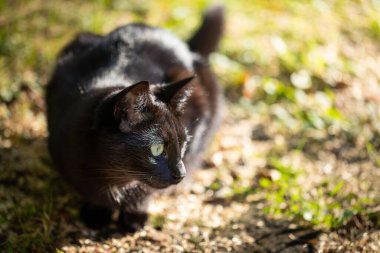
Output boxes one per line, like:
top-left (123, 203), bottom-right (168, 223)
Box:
top-left (151, 143), bottom-right (164, 156)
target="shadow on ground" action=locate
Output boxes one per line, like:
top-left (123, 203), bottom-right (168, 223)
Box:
top-left (0, 136), bottom-right (81, 252)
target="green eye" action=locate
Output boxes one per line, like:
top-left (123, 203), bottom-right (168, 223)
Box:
top-left (151, 143), bottom-right (164, 156)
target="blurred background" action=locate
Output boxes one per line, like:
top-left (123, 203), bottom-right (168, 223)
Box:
top-left (0, 0), bottom-right (379, 252)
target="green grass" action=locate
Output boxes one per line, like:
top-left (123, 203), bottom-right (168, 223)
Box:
top-left (259, 158), bottom-right (374, 229)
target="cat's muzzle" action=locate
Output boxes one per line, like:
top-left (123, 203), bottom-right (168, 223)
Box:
top-left (171, 160), bottom-right (186, 183)
top-left (149, 160), bottom-right (186, 189)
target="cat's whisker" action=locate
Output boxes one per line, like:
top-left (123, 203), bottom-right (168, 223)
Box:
top-left (97, 180), bottom-right (126, 195)
top-left (89, 169), bottom-right (150, 175)
top-left (92, 168), bottom-right (151, 176)
top-left (102, 172), bottom-right (150, 176)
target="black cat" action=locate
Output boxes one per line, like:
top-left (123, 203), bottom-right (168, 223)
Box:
top-left (46, 6), bottom-right (224, 232)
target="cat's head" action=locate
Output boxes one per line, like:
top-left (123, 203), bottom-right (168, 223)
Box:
top-left (95, 76), bottom-right (194, 190)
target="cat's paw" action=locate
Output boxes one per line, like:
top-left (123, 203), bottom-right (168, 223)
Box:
top-left (117, 211), bottom-right (148, 233)
top-left (80, 202), bottom-right (113, 229)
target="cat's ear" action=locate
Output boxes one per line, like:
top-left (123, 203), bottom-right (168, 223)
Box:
top-left (113, 81), bottom-right (151, 131)
top-left (157, 75), bottom-right (194, 114)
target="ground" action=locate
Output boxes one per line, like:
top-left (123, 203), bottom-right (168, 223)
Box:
top-left (0, 0), bottom-right (379, 252)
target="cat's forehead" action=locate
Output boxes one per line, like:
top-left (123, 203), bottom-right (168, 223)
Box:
top-left (151, 113), bottom-right (186, 139)
top-left (148, 101), bottom-right (178, 123)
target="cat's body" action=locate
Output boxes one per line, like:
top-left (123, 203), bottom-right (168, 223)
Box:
top-left (46, 6), bottom-right (224, 231)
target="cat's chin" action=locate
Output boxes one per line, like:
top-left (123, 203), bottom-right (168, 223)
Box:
top-left (123, 179), bottom-right (170, 191)
top-left (141, 179), bottom-right (181, 190)
top-left (143, 181), bottom-right (173, 190)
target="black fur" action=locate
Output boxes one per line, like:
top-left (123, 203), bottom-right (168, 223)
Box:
top-left (46, 6), bottom-right (224, 231)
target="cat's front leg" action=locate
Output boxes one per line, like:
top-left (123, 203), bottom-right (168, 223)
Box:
top-left (117, 208), bottom-right (149, 233)
top-left (80, 202), bottom-right (113, 229)
top-left (117, 197), bottom-right (149, 233)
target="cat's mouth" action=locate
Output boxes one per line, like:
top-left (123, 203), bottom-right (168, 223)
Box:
top-left (143, 178), bottom-right (182, 189)
top-left (143, 161), bottom-right (187, 189)
top-left (141, 173), bottom-right (185, 189)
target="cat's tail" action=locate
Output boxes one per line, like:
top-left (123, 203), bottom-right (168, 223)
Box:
top-left (188, 5), bottom-right (225, 58)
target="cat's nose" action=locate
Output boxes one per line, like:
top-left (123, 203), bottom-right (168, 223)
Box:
top-left (172, 160), bottom-right (186, 183)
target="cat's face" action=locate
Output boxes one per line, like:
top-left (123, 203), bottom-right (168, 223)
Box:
top-left (97, 77), bottom-right (193, 189)
top-left (120, 112), bottom-right (188, 189)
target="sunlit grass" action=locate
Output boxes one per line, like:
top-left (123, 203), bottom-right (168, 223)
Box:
top-left (259, 158), bottom-right (375, 229)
